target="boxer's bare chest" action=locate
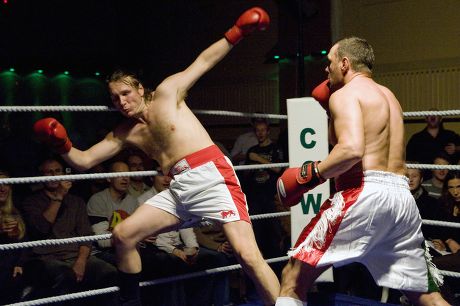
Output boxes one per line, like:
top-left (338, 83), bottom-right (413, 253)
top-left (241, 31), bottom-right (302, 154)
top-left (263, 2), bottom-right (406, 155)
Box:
top-left (126, 115), bottom-right (176, 160)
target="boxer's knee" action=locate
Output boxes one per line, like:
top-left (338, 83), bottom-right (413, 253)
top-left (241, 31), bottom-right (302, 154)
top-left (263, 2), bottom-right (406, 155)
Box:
top-left (233, 244), bottom-right (264, 272)
top-left (112, 223), bottom-right (137, 250)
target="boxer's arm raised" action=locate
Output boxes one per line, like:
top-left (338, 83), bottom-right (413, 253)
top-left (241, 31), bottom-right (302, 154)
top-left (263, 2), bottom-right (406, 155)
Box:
top-left (317, 91), bottom-right (365, 179)
top-left (157, 7), bottom-right (270, 101)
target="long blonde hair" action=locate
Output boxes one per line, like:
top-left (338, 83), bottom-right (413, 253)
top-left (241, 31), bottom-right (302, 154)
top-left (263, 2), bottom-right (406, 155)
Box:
top-left (0, 170), bottom-right (26, 240)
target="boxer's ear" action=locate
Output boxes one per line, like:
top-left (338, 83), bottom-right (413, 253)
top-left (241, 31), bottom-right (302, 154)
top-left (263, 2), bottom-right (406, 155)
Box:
top-left (341, 57), bottom-right (350, 73)
top-left (138, 83), bottom-right (145, 97)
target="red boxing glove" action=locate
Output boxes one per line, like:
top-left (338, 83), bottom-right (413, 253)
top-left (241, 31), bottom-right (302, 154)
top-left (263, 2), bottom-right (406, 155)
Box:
top-left (312, 79), bottom-right (331, 115)
top-left (33, 118), bottom-right (72, 154)
top-left (225, 7), bottom-right (270, 45)
top-left (277, 161), bottom-right (325, 207)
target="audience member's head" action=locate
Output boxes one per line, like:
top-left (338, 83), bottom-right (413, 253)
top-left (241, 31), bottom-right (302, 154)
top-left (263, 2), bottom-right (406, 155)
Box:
top-left (151, 161), bottom-right (171, 192)
top-left (38, 158), bottom-right (65, 192)
top-left (406, 164), bottom-right (424, 194)
top-left (0, 169), bottom-right (26, 240)
top-left (431, 152), bottom-right (450, 183)
top-left (440, 171), bottom-right (460, 215)
top-left (107, 161), bottom-right (130, 198)
top-left (254, 119), bottom-right (270, 145)
top-left (425, 109), bottom-right (443, 129)
top-left (126, 153), bottom-right (145, 182)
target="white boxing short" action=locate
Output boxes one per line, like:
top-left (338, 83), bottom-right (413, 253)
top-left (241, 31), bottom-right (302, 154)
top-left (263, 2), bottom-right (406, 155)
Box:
top-left (144, 145), bottom-right (250, 228)
top-left (289, 170), bottom-right (442, 292)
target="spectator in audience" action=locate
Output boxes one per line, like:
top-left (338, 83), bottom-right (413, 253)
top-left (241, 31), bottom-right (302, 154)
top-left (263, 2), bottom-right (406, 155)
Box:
top-left (126, 152), bottom-right (151, 198)
top-left (72, 163), bottom-right (109, 202)
top-left (427, 171), bottom-right (460, 304)
top-left (406, 163), bottom-right (438, 239)
top-left (155, 227), bottom-right (220, 306)
top-left (244, 119), bottom-right (284, 260)
top-left (194, 222), bottom-right (236, 306)
top-left (422, 152), bottom-right (450, 198)
top-left (87, 161), bottom-right (140, 266)
top-left (0, 113), bottom-right (46, 204)
top-left (406, 111), bottom-right (460, 167)
top-left (138, 163), bottom-right (221, 305)
top-left (0, 169), bottom-right (28, 304)
top-left (230, 116), bottom-right (268, 165)
top-left (21, 158), bottom-right (117, 304)
top-left (136, 164), bottom-right (186, 306)
top-left (429, 171), bottom-right (460, 257)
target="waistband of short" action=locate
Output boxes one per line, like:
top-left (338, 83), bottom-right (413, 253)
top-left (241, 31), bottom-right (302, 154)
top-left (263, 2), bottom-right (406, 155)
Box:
top-left (363, 170), bottom-right (409, 188)
top-left (335, 170), bottom-right (408, 190)
top-left (168, 145), bottom-right (224, 177)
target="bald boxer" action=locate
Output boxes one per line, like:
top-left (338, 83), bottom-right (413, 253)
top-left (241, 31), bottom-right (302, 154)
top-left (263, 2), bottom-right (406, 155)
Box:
top-left (276, 37), bottom-right (449, 306)
top-left (34, 7), bottom-right (279, 306)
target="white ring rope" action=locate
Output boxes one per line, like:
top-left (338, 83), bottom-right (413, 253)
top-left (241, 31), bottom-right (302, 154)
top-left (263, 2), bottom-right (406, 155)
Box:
top-left (0, 164), bottom-right (290, 185)
top-left (2, 217), bottom-right (458, 252)
top-left (407, 164), bottom-right (460, 171)
top-left (7, 256), bottom-right (290, 306)
top-left (0, 212), bottom-right (292, 251)
top-left (1, 163), bottom-right (459, 185)
top-left (422, 219), bottom-right (460, 228)
top-left (1, 105), bottom-right (460, 118)
top-left (0, 106), bottom-right (288, 119)
top-left (0, 106), bottom-right (117, 112)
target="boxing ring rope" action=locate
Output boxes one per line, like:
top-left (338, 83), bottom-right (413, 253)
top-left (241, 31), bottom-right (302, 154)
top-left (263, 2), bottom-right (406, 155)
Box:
top-left (0, 163), bottom-right (458, 186)
top-left (0, 211), bottom-right (292, 251)
top-left (2, 105), bottom-right (460, 119)
top-left (9, 256), bottom-right (291, 306)
top-left (0, 163), bottom-right (289, 185)
top-left (1, 106), bottom-right (460, 305)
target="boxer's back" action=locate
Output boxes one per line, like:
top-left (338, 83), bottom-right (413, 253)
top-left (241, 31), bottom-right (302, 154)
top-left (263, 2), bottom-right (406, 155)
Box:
top-left (337, 77), bottom-right (406, 183)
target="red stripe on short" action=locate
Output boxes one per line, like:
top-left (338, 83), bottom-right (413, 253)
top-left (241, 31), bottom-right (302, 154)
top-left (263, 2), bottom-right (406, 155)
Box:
top-left (293, 182), bottom-right (364, 266)
top-left (214, 157), bottom-right (251, 223)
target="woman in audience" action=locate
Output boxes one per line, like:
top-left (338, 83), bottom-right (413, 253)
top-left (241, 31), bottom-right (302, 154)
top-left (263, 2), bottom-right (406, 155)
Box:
top-left (429, 171), bottom-right (460, 304)
top-left (0, 169), bottom-right (28, 304)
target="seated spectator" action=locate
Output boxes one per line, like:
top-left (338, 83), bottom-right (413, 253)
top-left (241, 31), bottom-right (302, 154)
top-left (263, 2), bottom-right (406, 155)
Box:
top-left (230, 116), bottom-right (268, 165)
top-left (427, 171), bottom-right (460, 304)
top-left (140, 164), bottom-right (221, 306)
top-left (0, 169), bottom-right (28, 304)
top-left (155, 227), bottom-right (219, 306)
top-left (136, 165), bottom-right (187, 306)
top-left (194, 222), bottom-right (236, 306)
top-left (72, 163), bottom-right (109, 202)
top-left (126, 152), bottom-right (151, 198)
top-left (244, 119), bottom-right (283, 260)
top-left (406, 163), bottom-right (438, 238)
top-left (21, 158), bottom-right (117, 304)
top-left (406, 111), bottom-right (460, 167)
top-left (422, 152), bottom-right (450, 198)
top-left (87, 161), bottom-right (140, 266)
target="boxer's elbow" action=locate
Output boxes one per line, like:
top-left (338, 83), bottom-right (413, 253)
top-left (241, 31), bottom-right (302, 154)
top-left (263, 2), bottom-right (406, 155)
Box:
top-left (64, 150), bottom-right (97, 172)
top-left (339, 143), bottom-right (364, 164)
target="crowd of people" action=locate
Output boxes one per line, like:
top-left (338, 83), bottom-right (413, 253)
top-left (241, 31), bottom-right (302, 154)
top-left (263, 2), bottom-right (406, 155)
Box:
top-left (0, 108), bottom-right (459, 305)
top-left (0, 134), bottom-right (288, 305)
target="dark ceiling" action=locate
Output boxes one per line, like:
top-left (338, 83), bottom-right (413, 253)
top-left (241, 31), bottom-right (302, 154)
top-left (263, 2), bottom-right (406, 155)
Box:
top-left (0, 0), bottom-right (330, 80)
top-left (0, 0), bottom-right (226, 74)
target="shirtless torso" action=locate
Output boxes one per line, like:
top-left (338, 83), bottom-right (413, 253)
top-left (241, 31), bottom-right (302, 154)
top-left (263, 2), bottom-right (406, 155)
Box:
top-left (111, 85), bottom-right (214, 175)
top-left (327, 76), bottom-right (407, 189)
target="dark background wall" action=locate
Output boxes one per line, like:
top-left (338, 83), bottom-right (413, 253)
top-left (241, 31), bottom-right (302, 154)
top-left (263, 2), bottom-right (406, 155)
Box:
top-left (0, 0), bottom-right (331, 149)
